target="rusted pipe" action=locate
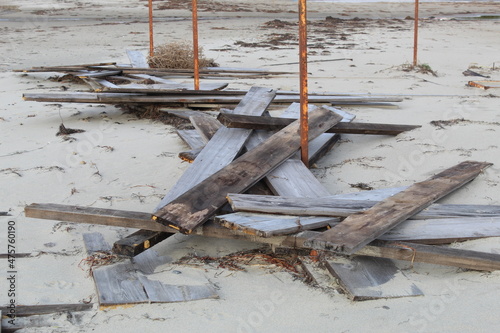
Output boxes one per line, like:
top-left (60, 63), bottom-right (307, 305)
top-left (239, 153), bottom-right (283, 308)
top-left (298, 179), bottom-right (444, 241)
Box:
top-left (192, 0), bottom-right (200, 90)
top-left (413, 0), bottom-right (419, 66)
top-left (298, 0), bottom-right (309, 167)
top-left (148, 0), bottom-right (154, 57)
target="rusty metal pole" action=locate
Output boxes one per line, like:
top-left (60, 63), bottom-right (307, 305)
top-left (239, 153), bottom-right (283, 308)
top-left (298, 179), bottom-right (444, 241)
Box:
top-left (413, 0), bottom-right (419, 66)
top-left (299, 0), bottom-right (309, 167)
top-left (148, 0), bottom-right (154, 57)
top-left (192, 0), bottom-right (200, 90)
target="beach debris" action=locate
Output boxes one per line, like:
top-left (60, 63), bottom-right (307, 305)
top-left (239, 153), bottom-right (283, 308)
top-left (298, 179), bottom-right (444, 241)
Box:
top-left (462, 69), bottom-right (490, 78)
top-left (467, 80), bottom-right (500, 90)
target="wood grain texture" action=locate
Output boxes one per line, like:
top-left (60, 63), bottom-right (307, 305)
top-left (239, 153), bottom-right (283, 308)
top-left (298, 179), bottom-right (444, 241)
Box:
top-left (306, 161), bottom-right (492, 254)
top-left (154, 86), bottom-right (276, 212)
top-left (0, 304), bottom-right (93, 318)
top-left (216, 212), bottom-right (340, 237)
top-left (153, 107), bottom-right (343, 233)
top-left (227, 194), bottom-right (500, 220)
top-left (126, 50), bottom-right (149, 68)
top-left (176, 129), bottom-right (205, 149)
top-left (25, 203), bottom-right (500, 270)
top-left (189, 115), bottom-right (221, 143)
top-left (325, 257), bottom-right (423, 300)
top-left (218, 113), bottom-right (420, 135)
top-left (112, 229), bottom-right (173, 257)
top-left (83, 233), bottom-right (111, 255)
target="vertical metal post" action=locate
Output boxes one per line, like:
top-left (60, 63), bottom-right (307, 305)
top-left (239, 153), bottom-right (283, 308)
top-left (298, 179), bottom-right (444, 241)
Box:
top-left (148, 0), bottom-right (154, 57)
top-left (413, 0), bottom-right (419, 66)
top-left (299, 0), bottom-right (309, 167)
top-left (192, 0), bottom-right (200, 90)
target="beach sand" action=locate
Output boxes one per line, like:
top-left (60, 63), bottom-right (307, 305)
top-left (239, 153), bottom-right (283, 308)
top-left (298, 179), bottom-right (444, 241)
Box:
top-left (1, 0), bottom-right (500, 332)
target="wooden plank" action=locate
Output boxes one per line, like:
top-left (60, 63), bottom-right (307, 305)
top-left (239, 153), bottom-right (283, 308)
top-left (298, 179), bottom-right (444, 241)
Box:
top-left (92, 261), bottom-right (149, 305)
top-left (176, 129), bottom-right (205, 149)
top-left (467, 80), bottom-right (500, 90)
top-left (25, 203), bottom-right (176, 233)
top-left (153, 107), bottom-right (343, 233)
top-left (24, 204), bottom-right (500, 271)
top-left (126, 73), bottom-right (228, 91)
top-left (189, 115), bottom-right (221, 143)
top-left (227, 194), bottom-right (500, 220)
top-left (112, 229), bottom-right (173, 257)
top-left (306, 161), bottom-right (493, 254)
top-left (126, 50), bottom-right (149, 68)
top-left (154, 86), bottom-right (276, 211)
top-left (77, 70), bottom-right (122, 79)
top-left (22, 92), bottom-right (402, 105)
top-left (324, 256), bottom-right (423, 300)
top-left (217, 113), bottom-right (420, 135)
top-left (132, 249), bottom-right (172, 274)
top-left (0, 304), bottom-right (93, 317)
top-left (216, 212), bottom-right (340, 237)
top-left (137, 275), bottom-right (218, 302)
top-left (82, 233), bottom-right (111, 255)
top-left (164, 109), bottom-right (214, 120)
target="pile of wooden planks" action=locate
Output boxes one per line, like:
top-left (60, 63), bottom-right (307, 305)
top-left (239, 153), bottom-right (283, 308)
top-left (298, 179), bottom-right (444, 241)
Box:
top-left (24, 82), bottom-right (500, 302)
top-left (18, 51), bottom-right (403, 109)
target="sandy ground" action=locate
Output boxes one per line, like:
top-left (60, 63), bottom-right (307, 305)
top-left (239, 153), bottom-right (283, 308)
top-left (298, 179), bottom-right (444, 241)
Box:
top-left (1, 0), bottom-right (500, 332)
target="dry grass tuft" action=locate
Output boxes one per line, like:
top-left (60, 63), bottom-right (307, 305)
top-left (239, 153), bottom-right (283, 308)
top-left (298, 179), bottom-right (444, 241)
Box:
top-left (148, 41), bottom-right (218, 69)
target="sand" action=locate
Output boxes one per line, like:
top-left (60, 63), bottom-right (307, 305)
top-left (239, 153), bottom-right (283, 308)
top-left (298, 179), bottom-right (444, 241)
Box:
top-left (1, 0), bottom-right (500, 332)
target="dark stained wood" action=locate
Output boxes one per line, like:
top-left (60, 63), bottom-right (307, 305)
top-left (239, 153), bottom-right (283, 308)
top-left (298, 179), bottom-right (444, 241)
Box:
top-left (217, 113), bottom-right (420, 135)
top-left (25, 203), bottom-right (500, 271)
top-left (306, 161), bottom-right (493, 254)
top-left (324, 256), bottom-right (424, 300)
top-left (227, 194), bottom-right (500, 220)
top-left (0, 304), bottom-right (93, 317)
top-left (153, 107), bottom-right (343, 234)
top-left (112, 229), bottom-right (173, 257)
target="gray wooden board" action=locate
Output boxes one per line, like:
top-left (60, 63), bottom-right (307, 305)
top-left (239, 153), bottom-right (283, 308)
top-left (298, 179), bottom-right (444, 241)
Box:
top-left (227, 194), bottom-right (500, 220)
top-left (138, 275), bottom-right (218, 302)
top-left (189, 115), bottom-right (221, 143)
top-left (154, 86), bottom-right (276, 212)
top-left (0, 304), bottom-right (93, 317)
top-left (176, 129), bottom-right (205, 149)
top-left (325, 257), bottom-right (424, 301)
top-left (126, 50), bottom-right (149, 68)
top-left (83, 233), bottom-right (111, 255)
top-left (126, 73), bottom-right (228, 91)
top-left (92, 261), bottom-right (149, 305)
top-left (132, 249), bottom-right (172, 275)
top-left (216, 212), bottom-right (340, 237)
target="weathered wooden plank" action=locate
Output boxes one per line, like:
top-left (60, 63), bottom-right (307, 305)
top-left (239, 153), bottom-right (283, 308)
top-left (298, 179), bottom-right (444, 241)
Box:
top-left (153, 107), bottom-right (343, 233)
top-left (189, 115), bottom-right (221, 143)
top-left (0, 304), bottom-right (93, 317)
top-left (22, 92), bottom-right (402, 105)
top-left (138, 275), bottom-right (219, 302)
top-left (77, 70), bottom-right (122, 79)
top-left (154, 87), bottom-right (276, 211)
top-left (176, 129), bottom-right (205, 149)
top-left (306, 161), bottom-right (493, 254)
top-left (25, 203), bottom-right (176, 233)
top-left (24, 204), bottom-right (500, 271)
top-left (82, 232), bottom-right (112, 255)
top-left (216, 212), bottom-right (340, 237)
top-left (132, 249), bottom-right (172, 274)
top-left (126, 50), bottom-right (149, 68)
top-left (227, 194), bottom-right (500, 220)
top-left (217, 113), bottom-right (420, 135)
top-left (92, 261), bottom-right (149, 305)
top-left (324, 256), bottom-right (424, 301)
top-left (112, 229), bottom-right (173, 257)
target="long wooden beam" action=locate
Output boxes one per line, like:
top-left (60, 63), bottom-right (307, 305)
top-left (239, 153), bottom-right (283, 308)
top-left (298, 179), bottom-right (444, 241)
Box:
top-left (306, 161), bottom-right (492, 254)
top-left (153, 107), bottom-right (343, 233)
top-left (217, 113), bottom-right (420, 135)
top-left (24, 203), bottom-right (500, 271)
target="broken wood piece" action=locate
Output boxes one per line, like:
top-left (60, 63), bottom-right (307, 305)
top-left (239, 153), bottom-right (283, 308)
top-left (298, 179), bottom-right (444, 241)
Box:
top-left (217, 113), bottom-right (420, 135)
top-left (83, 233), bottom-right (112, 255)
top-left (189, 115), bottom-right (221, 143)
top-left (467, 80), bottom-right (500, 90)
top-left (324, 256), bottom-right (424, 301)
top-left (176, 129), bottom-right (205, 149)
top-left (112, 229), bottom-right (173, 257)
top-left (153, 107), bottom-right (343, 234)
top-left (0, 304), bottom-right (93, 317)
top-left (305, 161), bottom-right (493, 254)
top-left (137, 275), bottom-right (218, 302)
top-left (127, 50), bottom-right (149, 68)
top-left (216, 212), bottom-right (340, 237)
top-left (25, 204), bottom-right (500, 271)
top-left (227, 193), bottom-right (500, 220)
